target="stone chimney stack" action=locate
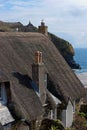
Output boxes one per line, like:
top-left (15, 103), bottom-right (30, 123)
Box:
top-left (38, 20), bottom-right (48, 36)
top-left (35, 51), bottom-right (43, 64)
top-left (32, 51), bottom-right (46, 104)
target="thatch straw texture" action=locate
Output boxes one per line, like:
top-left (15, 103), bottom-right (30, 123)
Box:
top-left (0, 32), bottom-right (85, 112)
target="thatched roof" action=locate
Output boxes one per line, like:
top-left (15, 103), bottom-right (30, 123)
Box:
top-left (81, 88), bottom-right (87, 104)
top-left (0, 32), bottom-right (43, 121)
top-left (0, 71), bottom-right (9, 82)
top-left (0, 32), bottom-right (85, 108)
top-left (9, 72), bottom-right (43, 121)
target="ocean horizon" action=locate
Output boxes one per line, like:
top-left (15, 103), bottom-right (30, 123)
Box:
top-left (74, 48), bottom-right (87, 73)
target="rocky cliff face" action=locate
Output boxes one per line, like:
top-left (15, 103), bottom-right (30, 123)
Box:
top-left (0, 21), bottom-right (80, 69)
top-left (49, 33), bottom-right (81, 69)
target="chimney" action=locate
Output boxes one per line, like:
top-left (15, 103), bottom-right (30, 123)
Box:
top-left (35, 51), bottom-right (42, 64)
top-left (32, 51), bottom-right (46, 104)
top-left (38, 20), bottom-right (48, 36)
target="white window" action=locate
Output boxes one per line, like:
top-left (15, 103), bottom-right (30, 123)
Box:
top-left (50, 109), bottom-right (57, 120)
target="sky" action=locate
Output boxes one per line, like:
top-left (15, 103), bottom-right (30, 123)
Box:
top-left (0, 0), bottom-right (87, 48)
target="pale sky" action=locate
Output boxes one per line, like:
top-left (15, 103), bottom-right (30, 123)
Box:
top-left (0, 0), bottom-right (87, 48)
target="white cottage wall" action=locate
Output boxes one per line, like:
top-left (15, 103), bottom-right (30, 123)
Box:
top-left (61, 101), bottom-right (73, 128)
top-left (66, 101), bottom-right (73, 127)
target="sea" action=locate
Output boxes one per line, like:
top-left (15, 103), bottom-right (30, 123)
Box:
top-left (74, 48), bottom-right (87, 73)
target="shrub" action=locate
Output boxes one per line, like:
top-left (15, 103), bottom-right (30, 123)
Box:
top-left (39, 118), bottom-right (65, 130)
top-left (65, 128), bottom-right (75, 130)
top-left (78, 112), bottom-right (86, 118)
top-left (79, 105), bottom-right (87, 119)
top-left (50, 125), bottom-right (59, 130)
top-left (72, 114), bottom-right (87, 130)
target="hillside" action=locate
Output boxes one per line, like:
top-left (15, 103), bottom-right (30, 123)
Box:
top-left (0, 20), bottom-right (80, 69)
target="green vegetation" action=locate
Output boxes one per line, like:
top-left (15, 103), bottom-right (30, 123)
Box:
top-left (79, 104), bottom-right (87, 119)
top-left (50, 125), bottom-right (59, 130)
top-left (65, 128), bottom-right (75, 130)
top-left (72, 114), bottom-right (87, 130)
top-left (39, 119), bottom-right (65, 130)
top-left (78, 112), bottom-right (86, 118)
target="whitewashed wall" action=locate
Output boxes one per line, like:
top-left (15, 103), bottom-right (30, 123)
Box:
top-left (61, 101), bottom-right (73, 127)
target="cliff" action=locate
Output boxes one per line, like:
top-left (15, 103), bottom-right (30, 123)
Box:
top-left (49, 33), bottom-right (81, 69)
top-left (0, 20), bottom-right (80, 69)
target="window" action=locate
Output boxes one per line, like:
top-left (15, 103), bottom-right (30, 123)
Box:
top-left (73, 101), bottom-right (75, 113)
top-left (0, 82), bottom-right (7, 104)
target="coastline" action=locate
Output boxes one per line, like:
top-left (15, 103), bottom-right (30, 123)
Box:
top-left (76, 72), bottom-right (87, 88)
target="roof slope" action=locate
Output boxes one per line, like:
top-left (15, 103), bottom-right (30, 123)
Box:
top-left (0, 33), bottom-right (43, 121)
top-left (0, 32), bottom-right (85, 105)
top-left (0, 71), bottom-right (9, 82)
top-left (10, 73), bottom-right (43, 121)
